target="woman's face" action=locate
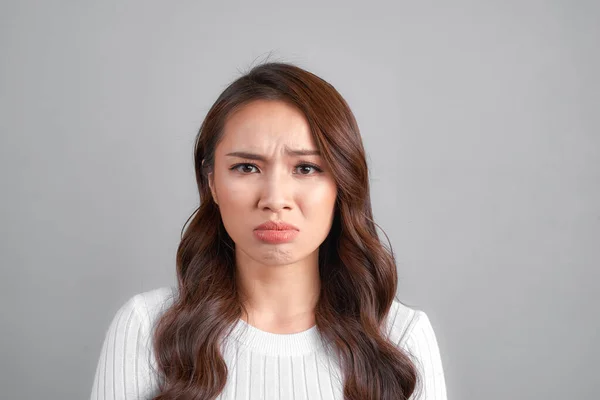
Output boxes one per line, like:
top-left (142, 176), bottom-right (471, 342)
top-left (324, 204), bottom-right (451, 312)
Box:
top-left (208, 99), bottom-right (337, 266)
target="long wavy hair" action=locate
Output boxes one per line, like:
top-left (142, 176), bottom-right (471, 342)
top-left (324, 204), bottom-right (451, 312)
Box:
top-left (151, 62), bottom-right (419, 399)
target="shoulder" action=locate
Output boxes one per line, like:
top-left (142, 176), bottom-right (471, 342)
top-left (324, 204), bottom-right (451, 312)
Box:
top-left (129, 286), bottom-right (178, 316)
top-left (386, 299), bottom-right (442, 353)
top-left (106, 286), bottom-right (177, 337)
top-left (90, 287), bottom-right (177, 398)
top-left (386, 300), bottom-right (448, 399)
top-left (385, 299), bottom-right (419, 345)
top-left (122, 286), bottom-right (178, 330)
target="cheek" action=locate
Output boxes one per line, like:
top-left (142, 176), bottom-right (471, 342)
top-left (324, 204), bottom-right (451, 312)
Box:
top-left (217, 178), bottom-right (253, 206)
top-left (301, 183), bottom-right (337, 214)
top-left (214, 179), bottom-right (252, 234)
top-left (216, 184), bottom-right (249, 241)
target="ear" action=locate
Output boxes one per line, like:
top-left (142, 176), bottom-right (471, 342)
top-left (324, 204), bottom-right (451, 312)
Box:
top-left (207, 171), bottom-right (219, 206)
top-left (202, 158), bottom-right (219, 206)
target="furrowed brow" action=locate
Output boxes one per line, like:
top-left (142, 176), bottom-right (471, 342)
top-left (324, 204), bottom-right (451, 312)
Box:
top-left (225, 151), bottom-right (266, 161)
top-left (286, 148), bottom-right (321, 157)
top-left (225, 148), bottom-right (321, 161)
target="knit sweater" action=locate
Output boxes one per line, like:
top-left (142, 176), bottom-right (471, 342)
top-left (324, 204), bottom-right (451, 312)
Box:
top-left (90, 287), bottom-right (447, 399)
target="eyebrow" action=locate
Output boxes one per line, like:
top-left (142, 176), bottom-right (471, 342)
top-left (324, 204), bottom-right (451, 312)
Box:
top-left (225, 148), bottom-right (321, 161)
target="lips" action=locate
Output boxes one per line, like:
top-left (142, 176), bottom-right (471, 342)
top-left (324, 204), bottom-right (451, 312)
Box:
top-left (253, 221), bottom-right (299, 244)
top-left (254, 221), bottom-right (299, 231)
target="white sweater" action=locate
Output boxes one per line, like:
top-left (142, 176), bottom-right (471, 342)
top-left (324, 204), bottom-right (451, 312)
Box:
top-left (90, 287), bottom-right (447, 400)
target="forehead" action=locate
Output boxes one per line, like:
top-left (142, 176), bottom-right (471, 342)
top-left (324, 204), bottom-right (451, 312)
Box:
top-left (218, 100), bottom-right (316, 152)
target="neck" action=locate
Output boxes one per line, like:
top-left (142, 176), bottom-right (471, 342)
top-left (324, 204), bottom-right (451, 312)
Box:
top-left (235, 250), bottom-right (320, 333)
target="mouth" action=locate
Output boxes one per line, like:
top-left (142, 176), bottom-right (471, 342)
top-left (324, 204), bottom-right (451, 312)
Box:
top-left (254, 220), bottom-right (299, 231)
top-left (253, 229), bottom-right (299, 244)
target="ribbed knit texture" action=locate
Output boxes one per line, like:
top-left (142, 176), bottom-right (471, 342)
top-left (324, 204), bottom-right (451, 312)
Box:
top-left (90, 287), bottom-right (447, 399)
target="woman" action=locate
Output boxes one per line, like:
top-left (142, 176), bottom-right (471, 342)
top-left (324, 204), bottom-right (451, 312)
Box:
top-left (90, 62), bottom-right (447, 400)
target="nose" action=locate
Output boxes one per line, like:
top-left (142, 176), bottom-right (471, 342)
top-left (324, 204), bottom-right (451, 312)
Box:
top-left (256, 170), bottom-right (293, 213)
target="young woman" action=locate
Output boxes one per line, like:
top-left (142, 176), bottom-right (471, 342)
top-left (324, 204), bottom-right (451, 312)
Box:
top-left (90, 62), bottom-right (447, 400)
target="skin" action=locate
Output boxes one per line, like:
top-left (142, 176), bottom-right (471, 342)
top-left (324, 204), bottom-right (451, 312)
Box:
top-left (207, 99), bottom-right (337, 334)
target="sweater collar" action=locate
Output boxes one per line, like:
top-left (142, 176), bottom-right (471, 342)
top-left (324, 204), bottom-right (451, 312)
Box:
top-left (227, 318), bottom-right (327, 356)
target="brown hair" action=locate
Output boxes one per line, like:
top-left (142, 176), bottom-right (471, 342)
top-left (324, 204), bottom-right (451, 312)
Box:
top-left (151, 62), bottom-right (419, 399)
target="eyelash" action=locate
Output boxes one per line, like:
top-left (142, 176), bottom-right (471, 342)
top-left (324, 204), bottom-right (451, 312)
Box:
top-left (230, 162), bottom-right (323, 175)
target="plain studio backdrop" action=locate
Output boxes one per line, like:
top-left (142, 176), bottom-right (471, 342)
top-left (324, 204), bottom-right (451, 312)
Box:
top-left (1, 1), bottom-right (598, 399)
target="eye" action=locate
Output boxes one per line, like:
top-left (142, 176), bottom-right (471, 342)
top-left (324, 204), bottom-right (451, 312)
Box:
top-left (231, 163), bottom-right (259, 174)
top-left (295, 163), bottom-right (323, 175)
top-left (230, 162), bottom-right (323, 175)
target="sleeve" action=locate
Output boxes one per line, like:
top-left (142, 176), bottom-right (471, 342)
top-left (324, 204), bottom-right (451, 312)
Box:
top-left (89, 294), bottom-right (159, 400)
top-left (403, 311), bottom-right (448, 400)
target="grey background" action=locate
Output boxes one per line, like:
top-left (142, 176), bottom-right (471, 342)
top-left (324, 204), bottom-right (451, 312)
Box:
top-left (1, 1), bottom-right (598, 399)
